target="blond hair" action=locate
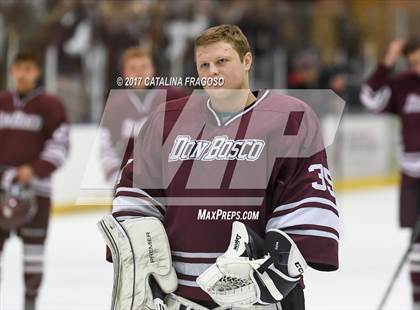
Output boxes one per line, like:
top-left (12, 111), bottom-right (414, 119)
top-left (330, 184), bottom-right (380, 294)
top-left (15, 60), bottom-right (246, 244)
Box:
top-left (195, 24), bottom-right (251, 61)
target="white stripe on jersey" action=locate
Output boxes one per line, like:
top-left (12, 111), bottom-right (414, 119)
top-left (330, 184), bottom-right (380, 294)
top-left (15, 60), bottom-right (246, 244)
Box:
top-left (40, 123), bottom-right (69, 168)
top-left (116, 186), bottom-right (165, 210)
top-left (178, 279), bottom-right (200, 287)
top-left (43, 142), bottom-right (67, 154)
top-left (112, 196), bottom-right (164, 219)
top-left (399, 152), bottom-right (420, 178)
top-left (41, 150), bottom-right (67, 167)
top-left (24, 244), bottom-right (45, 255)
top-left (272, 196), bottom-right (337, 213)
top-left (173, 262), bottom-right (213, 277)
top-left (266, 208), bottom-right (338, 233)
top-left (360, 85), bottom-right (391, 113)
top-left (1, 168), bottom-right (17, 191)
top-left (410, 248), bottom-right (420, 263)
top-left (24, 254), bottom-right (44, 263)
top-left (410, 264), bottom-right (420, 273)
top-left (283, 229), bottom-right (339, 242)
top-left (24, 265), bottom-right (44, 273)
top-left (32, 177), bottom-right (51, 197)
top-left (171, 251), bottom-right (223, 258)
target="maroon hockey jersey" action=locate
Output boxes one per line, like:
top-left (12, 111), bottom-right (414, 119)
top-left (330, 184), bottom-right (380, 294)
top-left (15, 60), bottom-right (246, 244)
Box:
top-left (100, 87), bottom-right (186, 183)
top-left (360, 64), bottom-right (420, 178)
top-left (0, 88), bottom-right (69, 197)
top-left (113, 90), bottom-right (339, 301)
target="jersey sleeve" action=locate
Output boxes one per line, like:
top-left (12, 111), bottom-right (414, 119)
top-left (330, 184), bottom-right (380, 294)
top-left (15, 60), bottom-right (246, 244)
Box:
top-left (359, 64), bottom-right (397, 114)
top-left (99, 98), bottom-right (125, 184)
top-left (266, 106), bottom-right (339, 271)
top-left (30, 97), bottom-right (69, 178)
top-left (99, 126), bottom-right (122, 184)
top-left (112, 113), bottom-right (166, 221)
top-left (0, 168), bottom-right (17, 191)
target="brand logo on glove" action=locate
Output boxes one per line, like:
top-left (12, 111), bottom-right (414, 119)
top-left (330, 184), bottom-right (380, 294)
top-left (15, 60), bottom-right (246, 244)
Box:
top-left (233, 234), bottom-right (242, 251)
top-left (295, 262), bottom-right (304, 274)
top-left (146, 232), bottom-right (155, 263)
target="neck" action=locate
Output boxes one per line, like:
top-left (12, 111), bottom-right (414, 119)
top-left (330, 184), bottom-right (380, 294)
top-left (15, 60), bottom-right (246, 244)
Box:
top-left (210, 89), bottom-right (256, 113)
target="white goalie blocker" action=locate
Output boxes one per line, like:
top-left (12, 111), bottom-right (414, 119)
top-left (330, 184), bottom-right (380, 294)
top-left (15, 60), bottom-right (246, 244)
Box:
top-left (197, 222), bottom-right (308, 308)
top-left (98, 215), bottom-right (178, 310)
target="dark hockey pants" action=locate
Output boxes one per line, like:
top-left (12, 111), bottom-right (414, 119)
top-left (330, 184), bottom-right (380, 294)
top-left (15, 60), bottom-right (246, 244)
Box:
top-left (0, 196), bottom-right (50, 305)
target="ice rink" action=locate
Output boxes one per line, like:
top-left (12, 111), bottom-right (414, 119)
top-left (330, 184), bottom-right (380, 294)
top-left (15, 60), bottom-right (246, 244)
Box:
top-left (1, 185), bottom-right (412, 310)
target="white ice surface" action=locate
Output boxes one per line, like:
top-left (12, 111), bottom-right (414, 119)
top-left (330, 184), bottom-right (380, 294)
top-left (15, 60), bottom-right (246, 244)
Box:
top-left (0, 186), bottom-right (412, 309)
top-left (1, 212), bottom-right (113, 310)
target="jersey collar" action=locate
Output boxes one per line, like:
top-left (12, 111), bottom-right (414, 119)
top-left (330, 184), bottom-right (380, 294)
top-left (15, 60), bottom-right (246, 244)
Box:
top-left (127, 89), bottom-right (159, 113)
top-left (206, 89), bottom-right (269, 127)
top-left (12, 87), bottom-right (44, 109)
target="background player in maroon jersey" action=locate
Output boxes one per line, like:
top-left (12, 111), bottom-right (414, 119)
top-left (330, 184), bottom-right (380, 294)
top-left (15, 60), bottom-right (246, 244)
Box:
top-left (100, 47), bottom-right (186, 185)
top-left (0, 52), bottom-right (69, 310)
top-left (103, 25), bottom-right (339, 309)
top-left (360, 38), bottom-right (420, 308)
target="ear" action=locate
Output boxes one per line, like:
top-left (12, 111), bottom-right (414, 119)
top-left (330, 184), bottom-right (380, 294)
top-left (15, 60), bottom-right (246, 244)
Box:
top-left (243, 52), bottom-right (252, 72)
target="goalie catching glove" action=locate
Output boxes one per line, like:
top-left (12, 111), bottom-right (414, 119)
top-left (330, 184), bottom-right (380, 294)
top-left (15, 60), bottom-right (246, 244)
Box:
top-left (197, 221), bottom-right (307, 308)
top-left (98, 215), bottom-right (178, 310)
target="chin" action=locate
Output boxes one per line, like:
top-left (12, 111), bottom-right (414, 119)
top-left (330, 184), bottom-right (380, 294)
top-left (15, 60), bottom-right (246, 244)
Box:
top-left (16, 85), bottom-right (31, 93)
top-left (205, 87), bottom-right (234, 99)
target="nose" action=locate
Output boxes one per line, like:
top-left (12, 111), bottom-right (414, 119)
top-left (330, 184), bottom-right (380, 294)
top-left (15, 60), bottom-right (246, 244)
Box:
top-left (208, 63), bottom-right (219, 77)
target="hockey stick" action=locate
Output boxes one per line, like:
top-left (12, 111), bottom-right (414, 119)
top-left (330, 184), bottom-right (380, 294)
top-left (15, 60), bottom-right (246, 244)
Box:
top-left (377, 218), bottom-right (420, 310)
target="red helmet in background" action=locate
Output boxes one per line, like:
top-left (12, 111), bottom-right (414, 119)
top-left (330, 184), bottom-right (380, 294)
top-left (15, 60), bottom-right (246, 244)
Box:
top-left (0, 184), bottom-right (37, 230)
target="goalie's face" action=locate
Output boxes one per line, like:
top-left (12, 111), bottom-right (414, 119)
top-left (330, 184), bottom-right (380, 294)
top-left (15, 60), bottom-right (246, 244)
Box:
top-left (195, 41), bottom-right (252, 98)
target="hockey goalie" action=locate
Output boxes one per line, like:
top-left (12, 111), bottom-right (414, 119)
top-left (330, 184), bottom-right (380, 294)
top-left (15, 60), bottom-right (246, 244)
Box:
top-left (98, 24), bottom-right (339, 310)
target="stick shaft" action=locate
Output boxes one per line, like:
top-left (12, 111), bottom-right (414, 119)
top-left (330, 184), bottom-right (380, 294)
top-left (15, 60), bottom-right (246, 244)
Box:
top-left (377, 220), bottom-right (420, 310)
